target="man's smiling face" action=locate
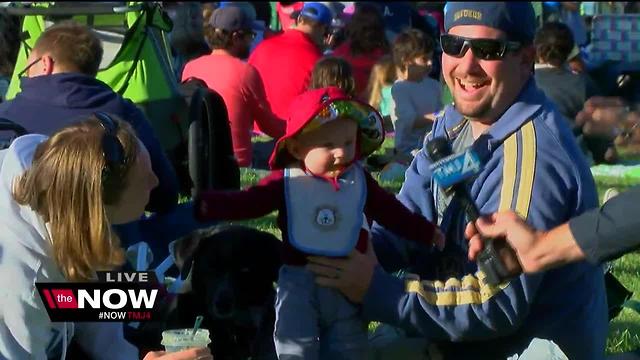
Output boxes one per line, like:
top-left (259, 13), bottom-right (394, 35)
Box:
top-left (442, 25), bottom-right (532, 125)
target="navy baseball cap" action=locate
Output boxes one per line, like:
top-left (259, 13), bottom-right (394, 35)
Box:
top-left (218, 2), bottom-right (265, 31)
top-left (296, 2), bottom-right (333, 26)
top-left (444, 2), bottom-right (536, 44)
top-left (209, 6), bottom-right (254, 32)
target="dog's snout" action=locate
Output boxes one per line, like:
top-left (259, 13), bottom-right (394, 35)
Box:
top-left (211, 284), bottom-right (236, 319)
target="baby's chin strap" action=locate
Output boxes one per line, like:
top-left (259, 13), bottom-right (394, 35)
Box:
top-left (302, 160), bottom-right (357, 191)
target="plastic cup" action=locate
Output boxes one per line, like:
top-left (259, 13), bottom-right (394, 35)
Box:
top-left (161, 328), bottom-right (211, 353)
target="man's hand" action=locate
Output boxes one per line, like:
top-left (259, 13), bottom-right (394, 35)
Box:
top-left (306, 237), bottom-right (379, 303)
top-left (465, 212), bottom-right (543, 273)
top-left (466, 212), bottom-right (587, 273)
top-left (144, 347), bottom-right (213, 360)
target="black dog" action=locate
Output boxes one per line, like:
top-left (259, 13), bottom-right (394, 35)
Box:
top-left (163, 225), bottom-right (282, 360)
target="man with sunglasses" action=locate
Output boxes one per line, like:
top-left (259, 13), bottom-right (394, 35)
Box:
top-left (307, 2), bottom-right (607, 359)
top-left (182, 6), bottom-right (284, 168)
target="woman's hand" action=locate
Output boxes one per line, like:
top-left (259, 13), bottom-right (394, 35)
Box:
top-left (143, 347), bottom-right (212, 360)
top-left (306, 237), bottom-right (379, 303)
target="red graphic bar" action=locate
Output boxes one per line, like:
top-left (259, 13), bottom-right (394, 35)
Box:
top-left (42, 289), bottom-right (57, 309)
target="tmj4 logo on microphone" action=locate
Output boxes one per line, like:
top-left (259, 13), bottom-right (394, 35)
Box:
top-left (429, 148), bottom-right (482, 189)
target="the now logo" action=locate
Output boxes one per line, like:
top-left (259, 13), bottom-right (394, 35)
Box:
top-left (36, 271), bottom-right (163, 322)
top-left (78, 289), bottom-right (158, 310)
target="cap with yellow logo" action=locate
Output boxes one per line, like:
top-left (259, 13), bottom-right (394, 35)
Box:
top-left (444, 2), bottom-right (536, 44)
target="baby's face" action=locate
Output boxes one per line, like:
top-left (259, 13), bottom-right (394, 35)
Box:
top-left (293, 119), bottom-right (358, 177)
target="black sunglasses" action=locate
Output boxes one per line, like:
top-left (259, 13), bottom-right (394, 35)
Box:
top-left (94, 112), bottom-right (125, 184)
top-left (440, 34), bottom-right (522, 61)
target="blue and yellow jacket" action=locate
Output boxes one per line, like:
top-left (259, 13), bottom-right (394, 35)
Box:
top-left (366, 79), bottom-right (607, 359)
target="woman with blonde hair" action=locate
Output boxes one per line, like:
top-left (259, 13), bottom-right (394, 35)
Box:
top-left (365, 54), bottom-right (396, 122)
top-left (0, 113), bottom-right (211, 360)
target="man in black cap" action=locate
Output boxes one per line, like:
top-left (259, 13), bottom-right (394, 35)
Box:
top-left (307, 2), bottom-right (607, 359)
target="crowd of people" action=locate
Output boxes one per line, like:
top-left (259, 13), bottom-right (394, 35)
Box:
top-left (0, 1), bottom-right (640, 359)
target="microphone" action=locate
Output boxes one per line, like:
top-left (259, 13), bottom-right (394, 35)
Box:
top-left (427, 137), bottom-right (512, 286)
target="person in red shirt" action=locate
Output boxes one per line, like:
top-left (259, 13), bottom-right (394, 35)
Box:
top-left (276, 1), bottom-right (304, 31)
top-left (195, 87), bottom-right (443, 359)
top-left (332, 3), bottom-right (390, 100)
top-left (248, 2), bottom-right (332, 127)
top-left (182, 7), bottom-right (284, 167)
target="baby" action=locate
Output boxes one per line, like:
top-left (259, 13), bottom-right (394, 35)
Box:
top-left (195, 86), bottom-right (443, 359)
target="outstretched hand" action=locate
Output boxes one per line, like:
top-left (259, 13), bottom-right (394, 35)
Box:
top-left (306, 236), bottom-right (379, 303)
top-left (465, 211), bottom-right (547, 273)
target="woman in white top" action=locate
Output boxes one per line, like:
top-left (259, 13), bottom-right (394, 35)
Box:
top-left (0, 113), bottom-right (211, 360)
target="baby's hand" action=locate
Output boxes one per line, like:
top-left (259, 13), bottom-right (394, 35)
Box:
top-left (432, 228), bottom-right (445, 250)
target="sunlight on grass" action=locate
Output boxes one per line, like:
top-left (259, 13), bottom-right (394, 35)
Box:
top-left (608, 253), bottom-right (640, 354)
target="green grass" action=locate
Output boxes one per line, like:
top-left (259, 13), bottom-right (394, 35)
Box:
top-left (608, 253), bottom-right (640, 354)
top-left (226, 138), bottom-right (640, 355)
